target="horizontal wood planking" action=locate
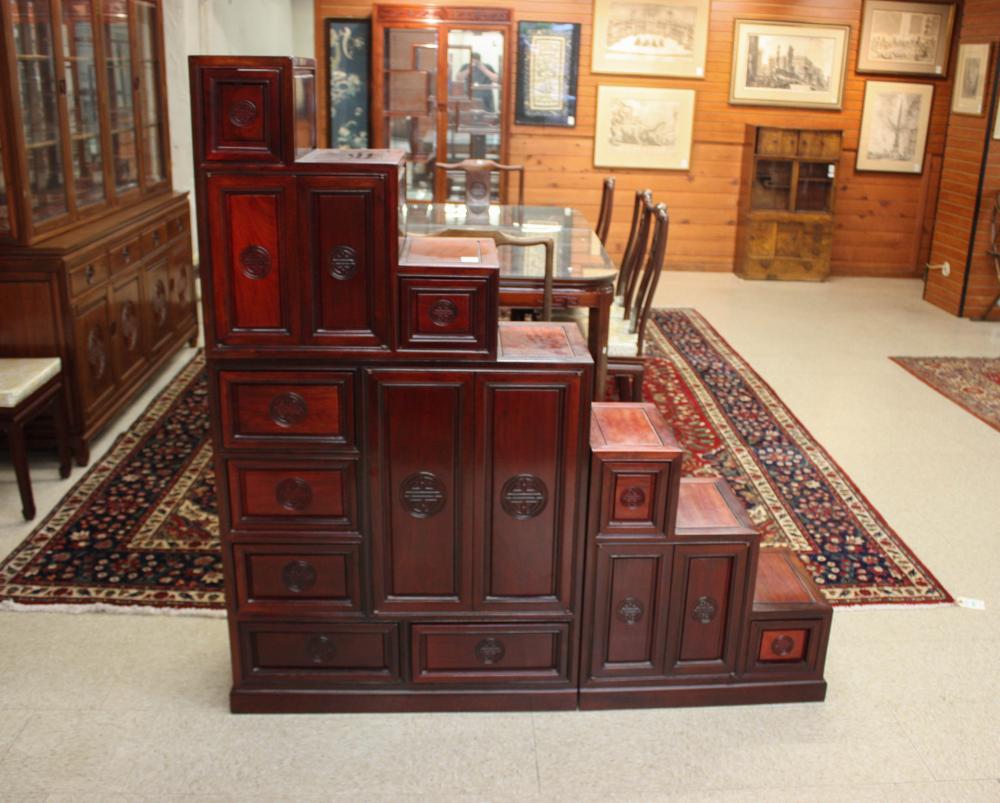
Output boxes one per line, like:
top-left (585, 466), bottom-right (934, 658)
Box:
top-left (315, 0), bottom-right (956, 276)
top-left (925, 0), bottom-right (1000, 317)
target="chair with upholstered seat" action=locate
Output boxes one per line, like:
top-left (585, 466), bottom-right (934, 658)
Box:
top-left (0, 357), bottom-right (73, 520)
top-left (595, 177), bottom-right (615, 246)
top-left (435, 159), bottom-right (525, 214)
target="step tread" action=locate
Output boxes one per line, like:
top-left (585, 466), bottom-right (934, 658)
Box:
top-left (754, 548), bottom-right (829, 610)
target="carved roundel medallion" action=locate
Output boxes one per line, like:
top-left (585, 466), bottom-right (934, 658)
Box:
top-left (275, 477), bottom-right (313, 511)
top-left (269, 392), bottom-right (308, 428)
top-left (475, 638), bottom-right (505, 665)
top-left (228, 98), bottom-right (258, 128)
top-left (691, 596), bottom-right (719, 624)
top-left (500, 474), bottom-right (548, 520)
top-left (771, 634), bottom-right (796, 657)
top-left (240, 244), bottom-right (272, 280)
top-left (120, 300), bottom-right (139, 351)
top-left (400, 471), bottom-right (446, 518)
top-left (328, 245), bottom-right (358, 280)
top-left (87, 326), bottom-right (107, 381)
top-left (282, 560), bottom-right (317, 594)
top-left (306, 634), bottom-right (336, 664)
top-left (617, 596), bottom-right (644, 625)
top-left (619, 485), bottom-right (646, 510)
top-left (153, 279), bottom-right (168, 325)
top-left (429, 298), bottom-right (459, 327)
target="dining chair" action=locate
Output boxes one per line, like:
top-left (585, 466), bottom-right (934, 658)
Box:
top-left (435, 159), bottom-right (525, 213)
top-left (432, 228), bottom-right (554, 321)
top-left (615, 189), bottom-right (652, 298)
top-left (620, 192), bottom-right (657, 318)
top-left (595, 177), bottom-right (615, 246)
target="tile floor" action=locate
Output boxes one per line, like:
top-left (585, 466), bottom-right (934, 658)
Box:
top-left (0, 274), bottom-right (997, 802)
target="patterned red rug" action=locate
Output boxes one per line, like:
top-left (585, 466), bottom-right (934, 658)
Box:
top-left (892, 356), bottom-right (1000, 434)
top-left (0, 311), bottom-right (952, 613)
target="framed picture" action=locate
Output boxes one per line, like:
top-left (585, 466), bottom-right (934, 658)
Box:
top-left (326, 18), bottom-right (371, 148)
top-left (952, 43), bottom-right (991, 116)
top-left (857, 1), bottom-right (956, 77)
top-left (516, 21), bottom-right (581, 127)
top-left (856, 81), bottom-right (934, 173)
top-left (593, 85), bottom-right (695, 170)
top-left (591, 0), bottom-right (709, 79)
top-left (729, 20), bottom-right (850, 110)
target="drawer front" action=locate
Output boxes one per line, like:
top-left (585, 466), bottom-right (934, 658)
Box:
top-left (411, 623), bottom-right (569, 684)
top-left (109, 235), bottom-right (142, 273)
top-left (234, 544), bottom-right (361, 612)
top-left (398, 275), bottom-right (497, 355)
top-left (141, 222), bottom-right (170, 256)
top-left (666, 544), bottom-right (748, 676)
top-left (69, 254), bottom-right (110, 297)
top-left (239, 622), bottom-right (400, 683)
top-left (743, 618), bottom-right (829, 679)
top-left (168, 213), bottom-right (190, 240)
top-left (596, 460), bottom-right (679, 539)
top-left (199, 65), bottom-right (286, 163)
top-left (219, 370), bottom-right (355, 450)
top-left (226, 459), bottom-right (359, 533)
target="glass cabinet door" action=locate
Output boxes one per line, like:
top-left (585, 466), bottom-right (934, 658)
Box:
top-left (61, 0), bottom-right (105, 209)
top-left (795, 162), bottom-right (836, 213)
top-left (135, 0), bottom-right (165, 185)
top-left (103, 0), bottom-right (139, 193)
top-left (10, 0), bottom-right (69, 224)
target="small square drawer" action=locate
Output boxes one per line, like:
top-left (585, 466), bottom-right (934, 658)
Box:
top-left (141, 222), bottom-right (170, 255)
top-left (234, 543), bottom-right (361, 612)
top-left (196, 63), bottom-right (287, 163)
top-left (109, 235), bottom-right (142, 273)
top-left (68, 254), bottom-right (110, 297)
top-left (169, 213), bottom-right (190, 239)
top-left (410, 623), bottom-right (570, 684)
top-left (398, 276), bottom-right (497, 356)
top-left (743, 618), bottom-right (828, 678)
top-left (218, 370), bottom-right (355, 450)
top-left (225, 458), bottom-right (359, 533)
top-left (238, 622), bottom-right (400, 684)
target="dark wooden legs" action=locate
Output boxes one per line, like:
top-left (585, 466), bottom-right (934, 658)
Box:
top-left (7, 422), bottom-right (34, 520)
top-left (588, 291), bottom-right (612, 401)
top-left (52, 392), bottom-right (72, 479)
top-left (607, 358), bottom-right (645, 402)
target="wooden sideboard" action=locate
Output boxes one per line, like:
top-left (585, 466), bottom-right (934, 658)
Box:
top-left (191, 56), bottom-right (832, 714)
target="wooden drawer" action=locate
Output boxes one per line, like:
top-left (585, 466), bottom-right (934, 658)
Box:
top-left (218, 370), bottom-right (355, 450)
top-left (168, 213), bottom-right (189, 240)
top-left (398, 275), bottom-right (497, 356)
top-left (109, 234), bottom-right (142, 273)
top-left (757, 127), bottom-right (798, 157)
top-left (233, 543), bottom-right (361, 613)
top-left (797, 130), bottom-right (841, 158)
top-left (410, 623), bottom-right (570, 684)
top-left (743, 618), bottom-right (828, 678)
top-left (141, 221), bottom-right (170, 256)
top-left (68, 254), bottom-right (110, 297)
top-left (225, 459), bottom-right (359, 533)
top-left (197, 64), bottom-right (287, 163)
top-left (239, 622), bottom-right (400, 683)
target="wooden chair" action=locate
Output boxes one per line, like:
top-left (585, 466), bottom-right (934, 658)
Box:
top-left (615, 189), bottom-right (652, 299)
top-left (435, 159), bottom-right (525, 213)
top-left (432, 228), bottom-right (554, 320)
top-left (620, 192), bottom-right (657, 318)
top-left (0, 357), bottom-right (72, 520)
top-left (595, 177), bottom-right (615, 246)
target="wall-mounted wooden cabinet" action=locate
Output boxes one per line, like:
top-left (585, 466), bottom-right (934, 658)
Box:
top-left (735, 125), bottom-right (842, 282)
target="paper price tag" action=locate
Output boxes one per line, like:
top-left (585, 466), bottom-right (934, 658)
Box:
top-left (913, 164), bottom-right (920, 172)
top-left (460, 256), bottom-right (479, 263)
top-left (567, 115), bottom-right (575, 126)
top-left (935, 65), bottom-right (942, 74)
top-left (827, 164), bottom-right (836, 178)
top-left (680, 159), bottom-right (689, 169)
top-left (957, 597), bottom-right (986, 610)
top-left (695, 67), bottom-right (704, 77)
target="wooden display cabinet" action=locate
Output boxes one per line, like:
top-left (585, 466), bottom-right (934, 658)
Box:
top-left (0, 0), bottom-right (195, 463)
top-left (735, 125), bottom-right (842, 282)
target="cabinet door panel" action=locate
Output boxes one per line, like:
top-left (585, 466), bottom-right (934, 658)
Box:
top-left (72, 294), bottom-right (115, 414)
top-left (141, 259), bottom-right (172, 353)
top-left (476, 372), bottom-right (583, 611)
top-left (169, 240), bottom-right (196, 332)
top-left (368, 370), bottom-right (474, 611)
top-left (109, 275), bottom-right (146, 385)
top-left (300, 176), bottom-right (390, 348)
top-left (206, 174), bottom-right (297, 345)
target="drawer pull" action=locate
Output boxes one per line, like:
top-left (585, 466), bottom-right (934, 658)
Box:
top-left (771, 634), bottom-right (796, 657)
top-left (617, 596), bottom-right (644, 625)
top-left (691, 596), bottom-right (719, 625)
top-left (400, 471), bottom-right (446, 518)
top-left (121, 245), bottom-right (131, 262)
top-left (152, 230), bottom-right (161, 246)
top-left (239, 244), bottom-right (271, 279)
top-left (429, 298), bottom-right (458, 326)
top-left (281, 560), bottom-right (317, 593)
top-left (619, 485), bottom-right (646, 509)
top-left (475, 638), bottom-right (505, 665)
top-left (269, 392), bottom-right (307, 427)
top-left (306, 634), bottom-right (336, 664)
top-left (328, 245), bottom-right (358, 280)
top-left (85, 264), bottom-right (96, 284)
top-left (275, 477), bottom-right (313, 511)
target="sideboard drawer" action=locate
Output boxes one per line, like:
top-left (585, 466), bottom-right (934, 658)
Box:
top-left (218, 370), bottom-right (355, 450)
top-left (109, 234), bottom-right (142, 273)
top-left (239, 622), bottom-right (400, 683)
top-left (226, 459), bottom-right (359, 533)
top-left (141, 221), bottom-right (170, 256)
top-left (398, 275), bottom-right (497, 356)
top-left (410, 623), bottom-right (569, 684)
top-left (234, 543), bottom-right (361, 612)
top-left (68, 254), bottom-right (110, 297)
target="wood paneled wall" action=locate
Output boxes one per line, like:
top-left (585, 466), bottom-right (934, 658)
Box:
top-left (314, 0), bottom-right (956, 276)
top-left (924, 0), bottom-right (1000, 319)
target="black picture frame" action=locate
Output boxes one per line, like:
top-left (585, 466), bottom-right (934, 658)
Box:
top-left (326, 18), bottom-right (371, 148)
top-left (515, 21), bottom-right (581, 127)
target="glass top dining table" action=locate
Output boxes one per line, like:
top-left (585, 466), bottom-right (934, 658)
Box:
top-left (403, 203), bottom-right (618, 399)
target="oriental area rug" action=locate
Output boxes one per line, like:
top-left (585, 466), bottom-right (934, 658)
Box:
top-left (0, 311), bottom-right (952, 614)
top-left (891, 356), bottom-right (1000, 434)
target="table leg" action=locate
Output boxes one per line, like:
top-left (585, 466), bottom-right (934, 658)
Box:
top-left (8, 421), bottom-right (35, 520)
top-left (52, 386), bottom-right (72, 479)
top-left (589, 295), bottom-right (611, 401)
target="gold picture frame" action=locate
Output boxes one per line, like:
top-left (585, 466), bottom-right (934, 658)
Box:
top-left (857, 0), bottom-right (956, 78)
top-left (591, 0), bottom-right (710, 78)
top-left (593, 85), bottom-right (695, 170)
top-left (856, 81), bottom-right (934, 174)
top-left (729, 20), bottom-right (849, 110)
top-left (952, 43), bottom-right (991, 116)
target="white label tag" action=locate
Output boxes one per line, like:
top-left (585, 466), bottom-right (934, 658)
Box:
top-left (567, 115), bottom-right (575, 126)
top-left (695, 66), bottom-right (704, 77)
top-left (680, 159), bottom-right (689, 169)
top-left (460, 256), bottom-right (479, 263)
top-left (913, 164), bottom-right (920, 172)
top-left (935, 65), bottom-right (942, 74)
top-left (827, 164), bottom-right (836, 178)
top-left (957, 597), bottom-right (986, 610)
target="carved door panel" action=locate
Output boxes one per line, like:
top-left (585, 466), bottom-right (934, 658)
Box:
top-left (474, 371), bottom-right (584, 612)
top-left (299, 175), bottom-right (391, 349)
top-left (367, 369), bottom-right (475, 612)
top-left (141, 258), bottom-right (173, 354)
top-left (169, 239), bottom-right (197, 333)
top-left (206, 174), bottom-right (298, 345)
top-left (666, 544), bottom-right (749, 676)
top-left (109, 275), bottom-right (146, 386)
top-left (72, 294), bottom-right (115, 415)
